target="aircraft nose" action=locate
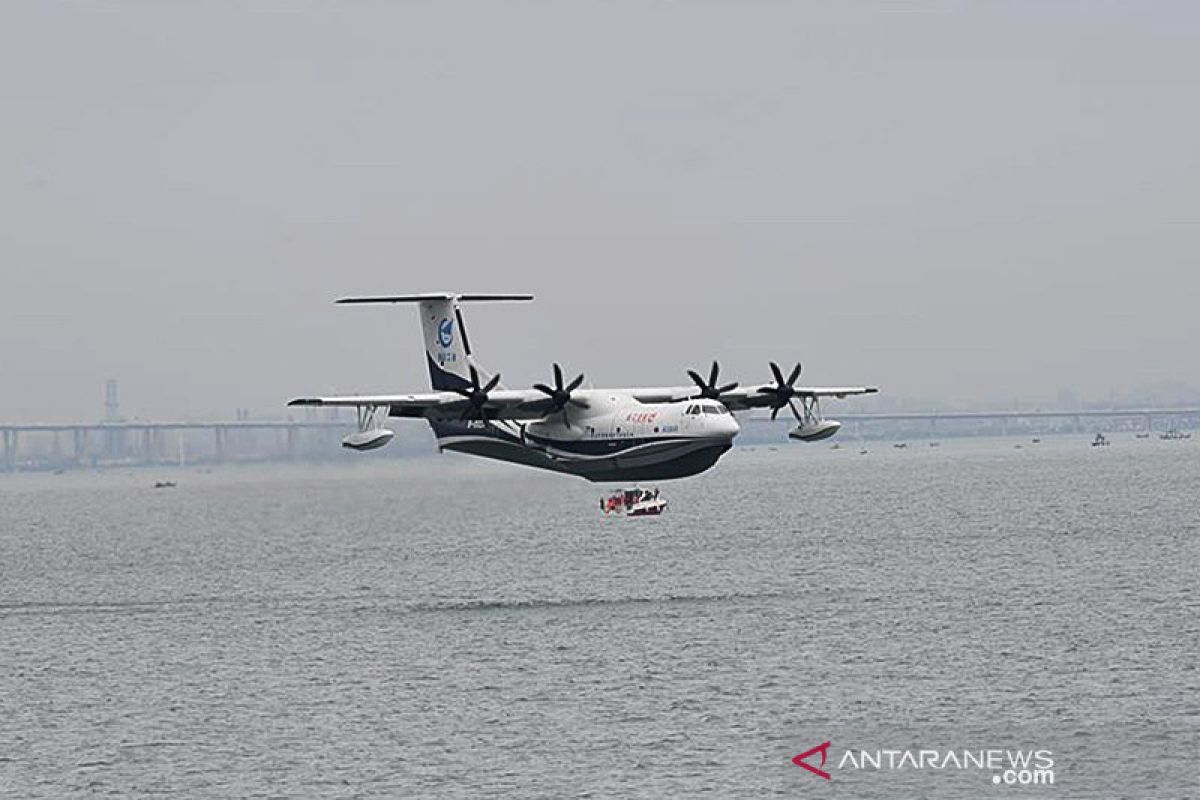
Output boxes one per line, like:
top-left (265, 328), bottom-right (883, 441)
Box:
top-left (715, 413), bottom-right (740, 438)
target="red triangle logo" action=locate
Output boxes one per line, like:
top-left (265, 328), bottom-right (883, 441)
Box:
top-left (792, 741), bottom-right (832, 780)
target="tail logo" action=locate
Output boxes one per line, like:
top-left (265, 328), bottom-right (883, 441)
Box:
top-left (437, 318), bottom-right (454, 347)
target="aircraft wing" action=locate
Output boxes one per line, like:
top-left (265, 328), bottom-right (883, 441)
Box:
top-left (288, 389), bottom-right (558, 421)
top-left (720, 385), bottom-right (878, 411)
top-left (630, 384), bottom-right (878, 410)
top-left (784, 386), bottom-right (879, 398)
top-left (290, 382), bottom-right (877, 417)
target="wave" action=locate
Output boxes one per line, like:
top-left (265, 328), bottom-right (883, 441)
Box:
top-left (0, 589), bottom-right (795, 618)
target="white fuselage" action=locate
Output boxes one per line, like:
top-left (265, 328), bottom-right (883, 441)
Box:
top-left (431, 393), bottom-right (739, 482)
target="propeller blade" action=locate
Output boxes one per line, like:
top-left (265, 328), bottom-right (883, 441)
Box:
top-left (468, 365), bottom-right (480, 390)
top-left (769, 361), bottom-right (785, 386)
top-left (770, 405), bottom-right (781, 421)
top-left (687, 361), bottom-right (735, 399)
top-left (535, 364), bottom-right (586, 413)
top-left (483, 373), bottom-right (501, 394)
top-left (787, 363), bottom-right (802, 386)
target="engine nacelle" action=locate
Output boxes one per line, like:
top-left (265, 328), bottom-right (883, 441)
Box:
top-left (341, 429), bottom-right (395, 451)
top-left (789, 419), bottom-right (841, 442)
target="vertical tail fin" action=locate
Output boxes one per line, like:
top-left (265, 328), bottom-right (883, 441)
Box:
top-left (418, 296), bottom-right (472, 390)
top-left (335, 293), bottom-right (532, 391)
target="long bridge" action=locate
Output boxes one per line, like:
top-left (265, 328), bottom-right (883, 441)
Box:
top-left (4, 406), bottom-right (1197, 472)
top-left (827, 407), bottom-right (1200, 422)
top-left (0, 419), bottom-right (352, 472)
top-left (738, 406), bottom-right (1200, 437)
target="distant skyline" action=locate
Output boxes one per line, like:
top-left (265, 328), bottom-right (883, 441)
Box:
top-left (3, 2), bottom-right (1198, 423)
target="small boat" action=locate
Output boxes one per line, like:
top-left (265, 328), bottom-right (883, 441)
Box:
top-left (1160, 429), bottom-right (1192, 440)
top-left (600, 488), bottom-right (666, 517)
top-left (1135, 432), bottom-right (1150, 439)
top-left (893, 442), bottom-right (908, 449)
top-left (928, 441), bottom-right (940, 448)
top-left (1031, 438), bottom-right (1041, 444)
top-left (153, 480), bottom-right (177, 489)
top-left (1091, 434), bottom-right (1110, 447)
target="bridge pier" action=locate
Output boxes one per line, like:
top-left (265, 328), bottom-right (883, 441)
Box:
top-left (3, 429), bottom-right (15, 472)
top-left (103, 426), bottom-right (124, 461)
top-left (214, 426), bottom-right (225, 463)
top-left (286, 425), bottom-right (298, 460)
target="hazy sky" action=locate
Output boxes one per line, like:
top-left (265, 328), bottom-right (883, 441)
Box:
top-left (3, 2), bottom-right (1198, 422)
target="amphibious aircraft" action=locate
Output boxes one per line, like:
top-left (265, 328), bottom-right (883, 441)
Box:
top-left (289, 293), bottom-right (877, 482)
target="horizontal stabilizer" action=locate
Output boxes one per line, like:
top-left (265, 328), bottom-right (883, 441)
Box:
top-left (336, 293), bottom-right (533, 304)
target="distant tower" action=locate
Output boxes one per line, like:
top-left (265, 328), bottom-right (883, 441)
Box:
top-left (103, 379), bottom-right (124, 460)
top-left (105, 379), bottom-right (120, 422)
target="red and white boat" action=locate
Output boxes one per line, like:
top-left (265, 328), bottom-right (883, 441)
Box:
top-left (600, 488), bottom-right (667, 517)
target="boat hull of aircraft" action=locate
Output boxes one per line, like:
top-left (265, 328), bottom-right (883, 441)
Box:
top-left (430, 420), bottom-right (733, 482)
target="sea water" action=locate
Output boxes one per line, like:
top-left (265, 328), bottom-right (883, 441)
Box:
top-left (2, 436), bottom-right (1196, 797)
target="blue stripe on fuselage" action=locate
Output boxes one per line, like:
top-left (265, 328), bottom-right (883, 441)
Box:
top-left (524, 431), bottom-right (700, 456)
top-left (429, 421), bottom-right (705, 457)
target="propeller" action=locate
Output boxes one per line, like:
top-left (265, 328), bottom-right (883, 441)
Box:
top-left (757, 361), bottom-right (803, 420)
top-left (450, 365), bottom-right (501, 421)
top-left (687, 360), bottom-right (738, 400)
top-left (533, 363), bottom-right (589, 425)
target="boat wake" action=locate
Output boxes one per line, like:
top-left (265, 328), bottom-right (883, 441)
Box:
top-left (400, 589), bottom-right (794, 615)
